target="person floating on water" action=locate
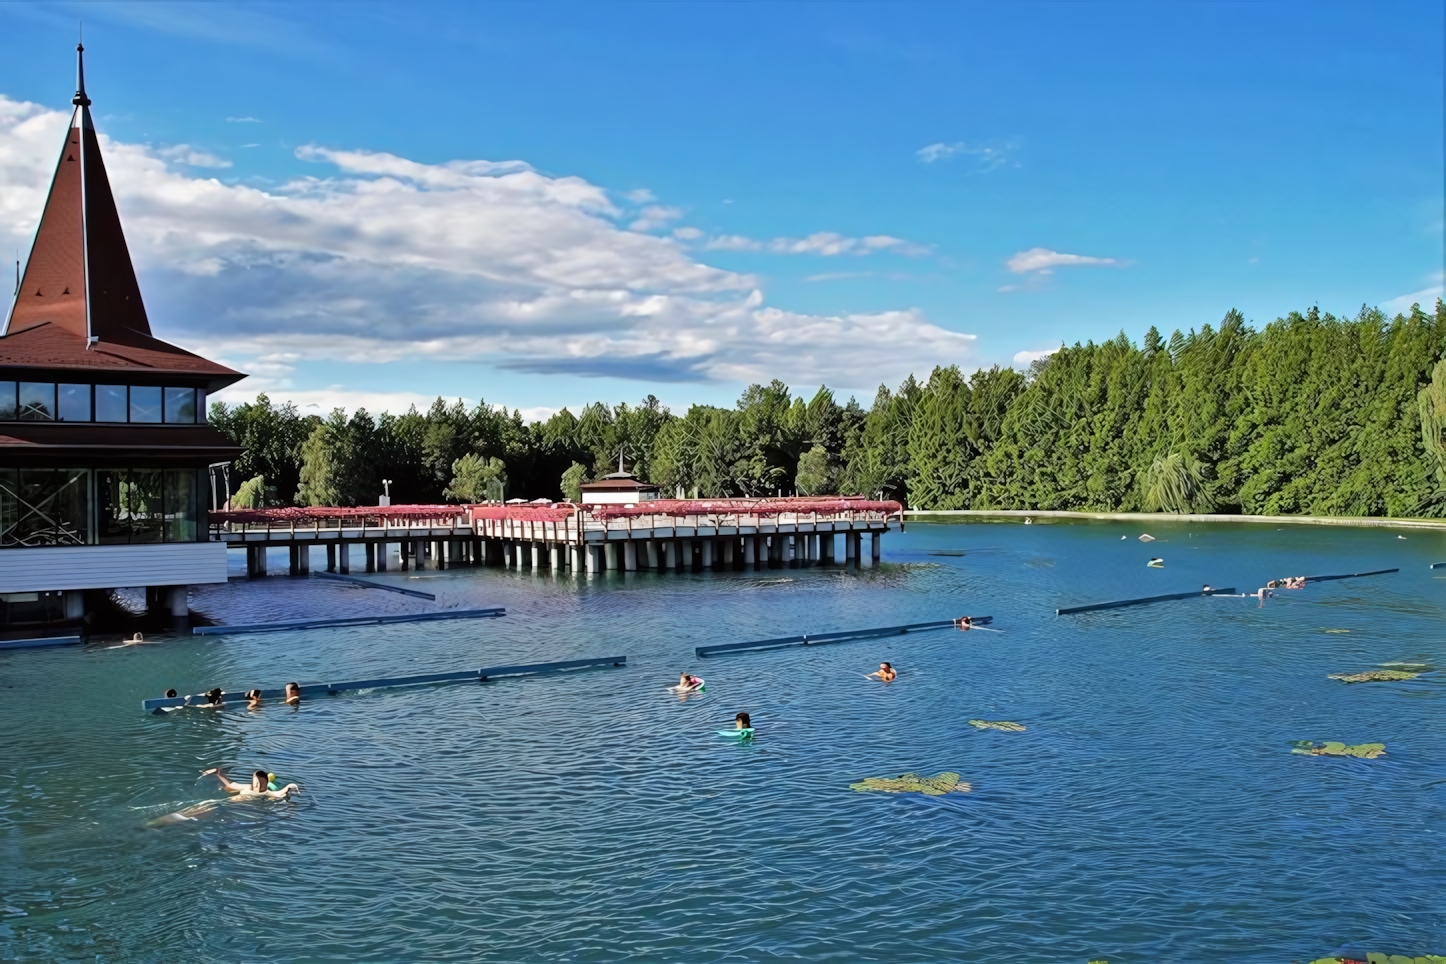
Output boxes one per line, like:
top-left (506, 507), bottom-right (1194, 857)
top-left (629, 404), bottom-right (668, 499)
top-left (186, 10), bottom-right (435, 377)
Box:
top-left (734, 711), bottom-right (752, 731)
top-left (954, 616), bottom-right (973, 631)
top-left (675, 673), bottom-right (704, 693)
top-left (867, 662), bottom-right (897, 682)
top-left (151, 769), bottom-right (299, 826)
top-left (201, 688), bottom-right (225, 709)
top-left (1202, 584), bottom-right (1212, 593)
top-left (246, 689), bottom-right (263, 709)
top-left (165, 688), bottom-right (178, 699)
top-left (284, 682), bottom-right (301, 706)
top-left (200, 768), bottom-right (298, 800)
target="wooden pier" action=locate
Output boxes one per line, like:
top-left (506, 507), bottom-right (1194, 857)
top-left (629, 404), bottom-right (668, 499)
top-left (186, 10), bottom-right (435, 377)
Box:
top-left (211, 497), bottom-right (903, 576)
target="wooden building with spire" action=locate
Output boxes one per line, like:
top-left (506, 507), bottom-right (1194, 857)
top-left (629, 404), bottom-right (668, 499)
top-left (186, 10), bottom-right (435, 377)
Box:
top-left (0, 46), bottom-right (246, 630)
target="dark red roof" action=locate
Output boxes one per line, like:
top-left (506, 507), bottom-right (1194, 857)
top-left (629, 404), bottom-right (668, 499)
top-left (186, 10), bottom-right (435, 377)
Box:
top-left (0, 421), bottom-right (242, 465)
top-left (0, 48), bottom-right (244, 391)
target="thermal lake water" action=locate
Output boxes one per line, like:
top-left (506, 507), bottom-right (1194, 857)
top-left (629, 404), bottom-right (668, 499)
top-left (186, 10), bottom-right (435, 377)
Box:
top-left (1, 520), bottom-right (1444, 962)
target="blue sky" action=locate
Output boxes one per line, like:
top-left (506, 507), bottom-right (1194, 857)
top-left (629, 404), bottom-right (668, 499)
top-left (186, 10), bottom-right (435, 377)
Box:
top-left (0, 1), bottom-right (1441, 419)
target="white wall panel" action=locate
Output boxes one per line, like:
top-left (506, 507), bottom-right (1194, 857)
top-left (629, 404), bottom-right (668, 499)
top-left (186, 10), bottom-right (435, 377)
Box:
top-left (0, 542), bottom-right (228, 593)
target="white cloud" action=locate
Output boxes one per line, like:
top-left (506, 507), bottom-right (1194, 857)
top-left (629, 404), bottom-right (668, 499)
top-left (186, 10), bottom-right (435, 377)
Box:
top-left (154, 144), bottom-right (233, 168)
top-left (1012, 347), bottom-right (1060, 370)
top-left (1006, 247), bottom-right (1120, 274)
top-left (705, 231), bottom-right (928, 257)
top-left (226, 116), bottom-right (262, 124)
top-left (213, 385), bottom-right (475, 416)
top-left (916, 141), bottom-right (1009, 169)
top-left (623, 188), bottom-right (655, 203)
top-left (671, 226), bottom-right (703, 241)
top-left (628, 204), bottom-right (683, 232)
top-left (0, 93), bottom-right (974, 392)
top-left (1382, 272), bottom-right (1443, 316)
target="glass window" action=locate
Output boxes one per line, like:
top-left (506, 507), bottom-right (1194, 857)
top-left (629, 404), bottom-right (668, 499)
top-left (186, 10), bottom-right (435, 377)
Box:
top-left (96, 385), bottom-right (127, 422)
top-left (0, 469), bottom-right (89, 546)
top-left (58, 384), bottom-right (91, 422)
top-left (164, 469), bottom-right (197, 541)
top-left (97, 470), bottom-right (129, 544)
top-left (197, 390), bottom-right (208, 422)
top-left (18, 382), bottom-right (55, 421)
top-left (164, 387), bottom-right (196, 424)
top-left (129, 386), bottom-right (162, 423)
top-left (0, 382), bottom-right (15, 420)
top-left (126, 469), bottom-right (163, 543)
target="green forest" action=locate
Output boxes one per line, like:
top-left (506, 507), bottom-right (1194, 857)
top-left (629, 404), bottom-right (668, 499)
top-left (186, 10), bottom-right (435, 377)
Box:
top-left (211, 302), bottom-right (1446, 517)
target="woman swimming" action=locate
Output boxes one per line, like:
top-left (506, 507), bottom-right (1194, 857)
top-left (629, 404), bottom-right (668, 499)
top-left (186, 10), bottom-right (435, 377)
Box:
top-left (200, 768), bottom-right (298, 800)
top-left (284, 682), bottom-right (301, 705)
top-left (201, 688), bottom-right (225, 709)
top-left (675, 673), bottom-right (704, 693)
top-left (734, 711), bottom-right (752, 731)
top-left (867, 662), bottom-right (897, 682)
top-left (246, 689), bottom-right (263, 709)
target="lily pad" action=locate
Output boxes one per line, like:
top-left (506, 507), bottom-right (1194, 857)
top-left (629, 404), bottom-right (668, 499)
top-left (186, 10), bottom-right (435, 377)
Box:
top-left (1290, 741), bottom-right (1387, 759)
top-left (850, 771), bottom-right (972, 795)
top-left (968, 720), bottom-right (1026, 732)
top-left (1328, 670), bottom-right (1420, 683)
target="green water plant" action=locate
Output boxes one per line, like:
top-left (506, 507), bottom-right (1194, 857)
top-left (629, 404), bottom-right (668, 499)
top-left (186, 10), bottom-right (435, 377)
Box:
top-left (850, 772), bottom-right (972, 795)
top-left (968, 720), bottom-right (1026, 731)
top-left (1327, 670), bottom-right (1420, 684)
top-left (1290, 741), bottom-right (1387, 759)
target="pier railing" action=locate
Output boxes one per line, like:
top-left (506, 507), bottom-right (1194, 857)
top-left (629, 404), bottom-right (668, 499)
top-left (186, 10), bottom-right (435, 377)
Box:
top-left (210, 497), bottom-right (903, 544)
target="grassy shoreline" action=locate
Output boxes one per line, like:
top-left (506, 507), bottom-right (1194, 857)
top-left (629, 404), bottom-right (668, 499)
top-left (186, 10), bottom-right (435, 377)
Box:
top-left (903, 509), bottom-right (1446, 531)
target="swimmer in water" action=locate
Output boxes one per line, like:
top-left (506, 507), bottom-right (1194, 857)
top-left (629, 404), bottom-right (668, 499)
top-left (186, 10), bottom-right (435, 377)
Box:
top-left (284, 682), bottom-right (301, 706)
top-left (201, 687), bottom-right (225, 709)
top-left (165, 688), bottom-right (178, 699)
top-left (867, 662), bottom-right (897, 682)
top-left (675, 673), bottom-right (703, 693)
top-left (151, 770), bottom-right (298, 826)
top-left (199, 768), bottom-right (298, 800)
top-left (734, 711), bottom-right (752, 731)
top-left (954, 616), bottom-right (973, 631)
top-left (246, 689), bottom-right (263, 709)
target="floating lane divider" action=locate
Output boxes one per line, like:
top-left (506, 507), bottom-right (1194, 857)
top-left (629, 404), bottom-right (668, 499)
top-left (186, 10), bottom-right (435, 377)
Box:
top-left (192, 607), bottom-right (505, 636)
top-left (1432, 562), bottom-right (1446, 570)
top-left (1301, 568), bottom-right (1399, 582)
top-left (313, 571), bottom-right (436, 600)
top-left (0, 634), bottom-right (82, 651)
top-left (1057, 588), bottom-right (1236, 616)
top-left (140, 655), bottom-right (626, 712)
top-left (695, 618), bottom-right (991, 658)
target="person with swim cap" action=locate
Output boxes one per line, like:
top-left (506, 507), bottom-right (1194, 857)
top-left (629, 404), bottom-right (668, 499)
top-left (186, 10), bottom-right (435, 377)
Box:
top-left (867, 662), bottom-right (897, 682)
top-left (200, 768), bottom-right (298, 800)
top-left (164, 689), bottom-right (178, 699)
top-left (284, 682), bottom-right (301, 705)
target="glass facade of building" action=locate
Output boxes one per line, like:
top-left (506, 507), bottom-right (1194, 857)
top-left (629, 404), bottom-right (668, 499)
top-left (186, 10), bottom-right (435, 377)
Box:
top-left (0, 468), bottom-right (202, 547)
top-left (0, 382), bottom-right (205, 424)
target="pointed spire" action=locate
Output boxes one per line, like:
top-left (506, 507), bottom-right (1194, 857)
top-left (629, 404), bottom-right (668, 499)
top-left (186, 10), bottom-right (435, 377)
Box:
top-left (73, 43), bottom-right (90, 108)
top-left (3, 44), bottom-right (151, 342)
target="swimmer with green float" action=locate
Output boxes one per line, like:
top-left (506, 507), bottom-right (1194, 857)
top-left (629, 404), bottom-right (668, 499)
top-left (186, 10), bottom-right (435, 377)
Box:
top-left (149, 769), bottom-right (298, 826)
top-left (200, 768), bottom-right (298, 799)
top-left (718, 711), bottom-right (754, 739)
top-left (674, 672), bottom-right (705, 693)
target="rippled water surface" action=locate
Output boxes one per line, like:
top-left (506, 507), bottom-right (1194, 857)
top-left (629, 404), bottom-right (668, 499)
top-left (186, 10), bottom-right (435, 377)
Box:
top-left (3, 521), bottom-right (1445, 962)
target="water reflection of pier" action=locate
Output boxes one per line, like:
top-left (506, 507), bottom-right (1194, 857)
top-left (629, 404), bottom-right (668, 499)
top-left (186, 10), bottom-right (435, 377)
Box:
top-left (212, 497), bottom-right (902, 576)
